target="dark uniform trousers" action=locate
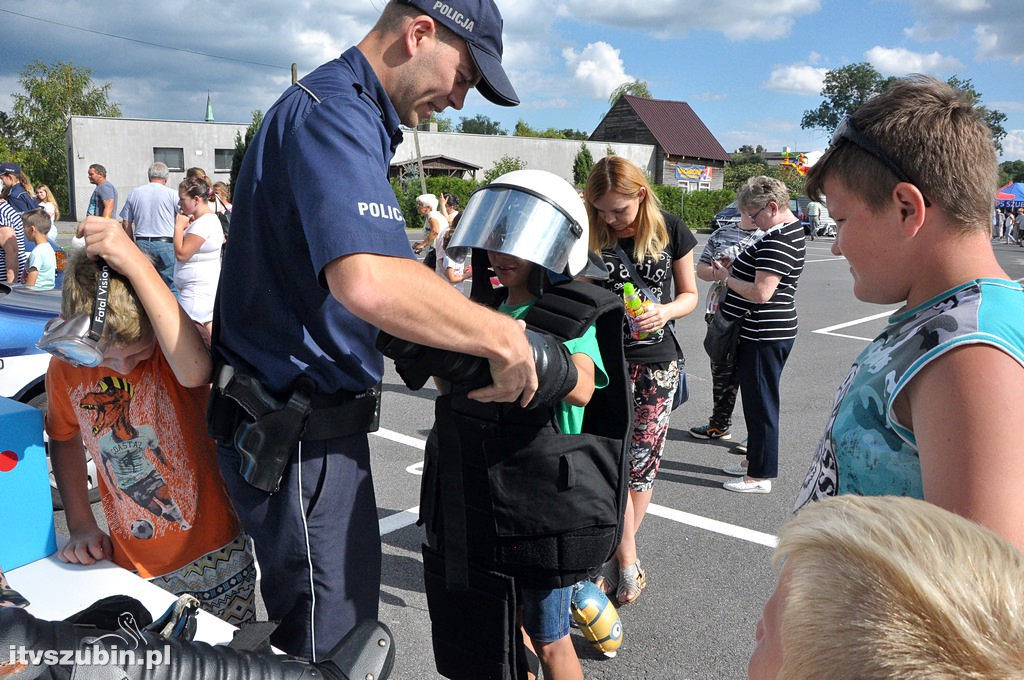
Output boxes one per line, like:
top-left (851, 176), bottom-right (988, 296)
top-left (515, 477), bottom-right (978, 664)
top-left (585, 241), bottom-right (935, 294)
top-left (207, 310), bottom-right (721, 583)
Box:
top-left (217, 434), bottom-right (381, 662)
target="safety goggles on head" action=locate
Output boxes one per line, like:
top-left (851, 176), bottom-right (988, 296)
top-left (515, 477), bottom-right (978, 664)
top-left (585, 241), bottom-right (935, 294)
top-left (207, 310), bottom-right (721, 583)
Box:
top-left (36, 263), bottom-right (112, 367)
top-left (829, 116), bottom-right (931, 207)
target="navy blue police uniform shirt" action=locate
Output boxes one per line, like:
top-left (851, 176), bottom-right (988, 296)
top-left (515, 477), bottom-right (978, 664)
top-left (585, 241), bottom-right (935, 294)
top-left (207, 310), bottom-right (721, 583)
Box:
top-left (7, 184), bottom-right (36, 214)
top-left (214, 47), bottom-right (413, 396)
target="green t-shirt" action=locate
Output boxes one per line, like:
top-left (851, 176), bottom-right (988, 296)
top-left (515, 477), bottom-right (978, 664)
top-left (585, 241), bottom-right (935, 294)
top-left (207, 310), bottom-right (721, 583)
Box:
top-left (498, 299), bottom-right (608, 434)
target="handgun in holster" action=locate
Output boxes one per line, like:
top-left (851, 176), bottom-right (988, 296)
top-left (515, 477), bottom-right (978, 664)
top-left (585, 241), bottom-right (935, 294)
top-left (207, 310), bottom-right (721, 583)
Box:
top-left (208, 367), bottom-right (314, 493)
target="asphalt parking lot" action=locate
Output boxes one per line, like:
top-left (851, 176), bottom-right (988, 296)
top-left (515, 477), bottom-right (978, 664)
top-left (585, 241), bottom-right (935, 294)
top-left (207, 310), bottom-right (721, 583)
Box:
top-left (53, 232), bottom-right (1024, 679)
top-left (370, 234), bottom-right (1024, 680)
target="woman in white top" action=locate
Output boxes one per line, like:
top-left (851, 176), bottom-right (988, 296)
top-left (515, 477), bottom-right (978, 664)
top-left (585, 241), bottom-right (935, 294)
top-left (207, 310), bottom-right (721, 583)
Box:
top-left (35, 184), bottom-right (60, 235)
top-left (174, 176), bottom-right (224, 331)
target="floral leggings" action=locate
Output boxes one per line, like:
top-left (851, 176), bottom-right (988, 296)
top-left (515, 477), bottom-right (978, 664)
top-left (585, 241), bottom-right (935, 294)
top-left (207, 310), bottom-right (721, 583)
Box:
top-left (627, 360), bottom-right (680, 492)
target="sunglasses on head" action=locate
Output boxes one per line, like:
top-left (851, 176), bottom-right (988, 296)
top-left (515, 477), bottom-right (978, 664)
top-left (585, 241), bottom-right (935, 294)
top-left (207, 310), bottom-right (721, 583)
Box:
top-left (829, 116), bottom-right (931, 207)
top-left (36, 262), bottom-right (112, 368)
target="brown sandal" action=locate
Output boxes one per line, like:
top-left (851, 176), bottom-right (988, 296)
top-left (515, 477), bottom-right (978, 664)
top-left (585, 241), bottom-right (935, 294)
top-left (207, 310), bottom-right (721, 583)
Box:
top-left (616, 560), bottom-right (646, 605)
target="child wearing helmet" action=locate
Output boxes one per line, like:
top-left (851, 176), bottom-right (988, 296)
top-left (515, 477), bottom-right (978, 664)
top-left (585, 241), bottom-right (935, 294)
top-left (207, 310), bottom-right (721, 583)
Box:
top-left (484, 238), bottom-right (605, 680)
top-left (379, 170), bottom-right (631, 680)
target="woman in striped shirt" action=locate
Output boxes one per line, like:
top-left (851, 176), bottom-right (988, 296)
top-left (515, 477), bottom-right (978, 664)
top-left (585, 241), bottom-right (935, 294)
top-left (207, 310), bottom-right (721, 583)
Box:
top-left (711, 176), bottom-right (805, 494)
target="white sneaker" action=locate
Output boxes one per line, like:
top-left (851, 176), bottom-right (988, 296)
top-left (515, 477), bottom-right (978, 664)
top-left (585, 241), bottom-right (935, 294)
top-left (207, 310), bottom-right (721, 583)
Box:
top-left (722, 462), bottom-right (748, 476)
top-left (724, 478), bottom-right (772, 494)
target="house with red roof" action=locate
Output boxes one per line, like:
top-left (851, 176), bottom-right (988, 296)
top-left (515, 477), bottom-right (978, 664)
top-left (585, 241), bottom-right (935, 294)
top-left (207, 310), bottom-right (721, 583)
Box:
top-left (589, 94), bottom-right (731, 190)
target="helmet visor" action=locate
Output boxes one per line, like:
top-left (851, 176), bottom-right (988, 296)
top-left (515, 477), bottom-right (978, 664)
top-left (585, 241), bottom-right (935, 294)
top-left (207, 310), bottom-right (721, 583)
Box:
top-left (448, 185), bottom-right (582, 274)
top-left (36, 314), bottom-right (109, 368)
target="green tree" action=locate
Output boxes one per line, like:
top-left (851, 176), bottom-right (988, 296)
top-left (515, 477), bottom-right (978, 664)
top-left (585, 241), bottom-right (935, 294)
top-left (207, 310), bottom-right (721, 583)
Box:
top-left (484, 154), bottom-right (526, 183)
top-left (513, 119), bottom-right (589, 140)
top-left (11, 60), bottom-right (121, 207)
top-left (731, 145), bottom-right (765, 165)
top-left (572, 144), bottom-right (594, 187)
top-left (230, 110), bottom-right (264, 189)
top-left (802, 65), bottom-right (1007, 152)
top-left (766, 164), bottom-right (807, 197)
top-left (458, 114), bottom-right (506, 135)
top-left (800, 63), bottom-right (893, 134)
top-left (723, 161), bottom-right (768, 192)
top-left (422, 113), bottom-right (453, 132)
top-left (946, 76), bottom-right (1007, 154)
top-left (1000, 159), bottom-right (1024, 184)
top-left (608, 80), bottom-right (652, 107)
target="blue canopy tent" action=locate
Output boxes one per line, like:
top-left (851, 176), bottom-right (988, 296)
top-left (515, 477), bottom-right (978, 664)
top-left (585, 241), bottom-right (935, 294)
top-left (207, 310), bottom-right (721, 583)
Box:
top-left (996, 182), bottom-right (1024, 209)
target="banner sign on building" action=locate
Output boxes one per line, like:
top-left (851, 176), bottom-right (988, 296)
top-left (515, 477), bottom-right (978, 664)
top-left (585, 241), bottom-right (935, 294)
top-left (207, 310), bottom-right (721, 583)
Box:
top-left (675, 165), bottom-right (713, 182)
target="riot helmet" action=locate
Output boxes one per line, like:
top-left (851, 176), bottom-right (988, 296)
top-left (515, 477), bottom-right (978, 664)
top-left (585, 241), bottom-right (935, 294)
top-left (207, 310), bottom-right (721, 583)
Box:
top-left (448, 169), bottom-right (592, 302)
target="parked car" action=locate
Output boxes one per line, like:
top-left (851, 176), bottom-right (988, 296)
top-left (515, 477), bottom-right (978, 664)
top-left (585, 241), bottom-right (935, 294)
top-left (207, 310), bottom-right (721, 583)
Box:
top-left (710, 201), bottom-right (740, 230)
top-left (0, 282), bottom-right (100, 509)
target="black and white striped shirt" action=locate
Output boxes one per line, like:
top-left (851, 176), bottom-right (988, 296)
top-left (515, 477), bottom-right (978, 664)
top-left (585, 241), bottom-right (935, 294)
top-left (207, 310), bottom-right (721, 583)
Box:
top-left (721, 219), bottom-right (805, 342)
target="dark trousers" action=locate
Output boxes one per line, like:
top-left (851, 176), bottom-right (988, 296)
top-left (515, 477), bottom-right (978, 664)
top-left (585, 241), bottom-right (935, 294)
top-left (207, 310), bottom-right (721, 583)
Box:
top-left (736, 338), bottom-right (794, 479)
top-left (708, 357), bottom-right (740, 429)
top-left (217, 434), bottom-right (381, 661)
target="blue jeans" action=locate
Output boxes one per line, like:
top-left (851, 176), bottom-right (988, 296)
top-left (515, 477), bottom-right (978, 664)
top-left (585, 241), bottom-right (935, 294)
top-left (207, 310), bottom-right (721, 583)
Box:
top-left (737, 338), bottom-right (794, 479)
top-left (519, 584), bottom-right (573, 643)
top-left (135, 238), bottom-right (178, 296)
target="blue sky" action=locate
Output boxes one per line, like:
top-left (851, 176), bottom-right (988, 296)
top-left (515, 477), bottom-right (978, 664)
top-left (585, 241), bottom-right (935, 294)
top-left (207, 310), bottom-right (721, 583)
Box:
top-left (1, 0), bottom-right (1022, 161)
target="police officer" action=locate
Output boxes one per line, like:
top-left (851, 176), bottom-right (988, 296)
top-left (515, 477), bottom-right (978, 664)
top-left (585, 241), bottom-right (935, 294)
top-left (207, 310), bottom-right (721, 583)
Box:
top-left (211, 0), bottom-right (535, 662)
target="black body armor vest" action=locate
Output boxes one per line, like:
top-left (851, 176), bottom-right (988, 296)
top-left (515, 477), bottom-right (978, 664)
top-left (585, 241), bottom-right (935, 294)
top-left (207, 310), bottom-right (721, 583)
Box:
top-left (420, 280), bottom-right (631, 589)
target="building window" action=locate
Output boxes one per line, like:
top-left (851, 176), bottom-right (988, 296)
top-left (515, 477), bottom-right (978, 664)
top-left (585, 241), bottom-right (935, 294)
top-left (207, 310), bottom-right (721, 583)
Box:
top-left (153, 147), bottom-right (184, 172)
top-left (214, 149), bottom-right (233, 173)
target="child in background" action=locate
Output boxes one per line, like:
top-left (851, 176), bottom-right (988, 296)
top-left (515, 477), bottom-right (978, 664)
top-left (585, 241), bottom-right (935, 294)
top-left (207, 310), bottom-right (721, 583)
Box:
top-left (43, 216), bottom-right (255, 624)
top-left (22, 208), bottom-right (56, 290)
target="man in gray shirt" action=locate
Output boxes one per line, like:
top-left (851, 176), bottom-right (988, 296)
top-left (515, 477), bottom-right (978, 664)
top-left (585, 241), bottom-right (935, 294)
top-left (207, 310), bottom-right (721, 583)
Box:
top-left (120, 162), bottom-right (180, 292)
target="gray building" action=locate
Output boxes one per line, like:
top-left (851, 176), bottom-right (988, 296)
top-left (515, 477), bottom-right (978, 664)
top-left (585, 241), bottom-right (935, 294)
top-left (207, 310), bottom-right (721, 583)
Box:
top-left (65, 99), bottom-right (731, 219)
top-left (66, 116), bottom-right (247, 220)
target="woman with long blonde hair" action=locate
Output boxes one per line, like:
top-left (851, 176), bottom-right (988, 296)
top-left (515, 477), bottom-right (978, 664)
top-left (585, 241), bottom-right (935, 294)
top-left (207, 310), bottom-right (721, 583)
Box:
top-left (35, 184), bottom-right (61, 224)
top-left (585, 156), bottom-right (699, 605)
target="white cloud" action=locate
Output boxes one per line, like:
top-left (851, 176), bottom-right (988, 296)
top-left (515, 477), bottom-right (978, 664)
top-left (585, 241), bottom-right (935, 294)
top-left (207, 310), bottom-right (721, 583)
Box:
top-left (552, 0), bottom-right (821, 41)
top-left (903, 20), bottom-right (954, 41)
top-left (905, 0), bottom-right (1024, 63)
top-left (930, 0), bottom-right (988, 11)
top-left (766, 64), bottom-right (828, 95)
top-left (865, 46), bottom-right (963, 76)
top-left (1002, 129), bottom-right (1024, 161)
top-left (694, 92), bottom-right (729, 102)
top-left (562, 42), bottom-right (633, 100)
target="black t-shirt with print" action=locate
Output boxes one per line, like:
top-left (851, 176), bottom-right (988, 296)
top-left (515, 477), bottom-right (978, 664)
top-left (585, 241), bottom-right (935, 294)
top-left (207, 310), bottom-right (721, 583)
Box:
top-left (597, 211), bottom-right (697, 363)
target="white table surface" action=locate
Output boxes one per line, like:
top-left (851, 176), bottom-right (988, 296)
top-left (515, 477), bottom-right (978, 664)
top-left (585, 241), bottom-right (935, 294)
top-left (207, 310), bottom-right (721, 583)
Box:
top-left (8, 553), bottom-right (238, 645)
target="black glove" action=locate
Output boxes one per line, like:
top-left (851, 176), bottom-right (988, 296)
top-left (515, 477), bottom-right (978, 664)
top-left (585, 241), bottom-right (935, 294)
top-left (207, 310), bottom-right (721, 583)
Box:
top-left (377, 332), bottom-right (489, 391)
top-left (523, 329), bottom-right (578, 409)
top-left (376, 330), bottom-right (578, 408)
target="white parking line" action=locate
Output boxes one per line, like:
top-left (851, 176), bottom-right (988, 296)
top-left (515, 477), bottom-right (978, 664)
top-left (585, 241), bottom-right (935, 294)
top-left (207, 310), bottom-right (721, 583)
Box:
top-left (373, 430), bottom-right (778, 547)
top-left (373, 427), bottom-right (427, 450)
top-left (647, 504), bottom-right (777, 548)
top-left (379, 506), bottom-right (420, 536)
top-left (813, 309), bottom-right (896, 341)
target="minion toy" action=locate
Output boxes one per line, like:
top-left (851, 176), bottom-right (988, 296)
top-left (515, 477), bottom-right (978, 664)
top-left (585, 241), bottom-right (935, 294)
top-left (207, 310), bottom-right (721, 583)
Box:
top-left (571, 581), bottom-right (623, 658)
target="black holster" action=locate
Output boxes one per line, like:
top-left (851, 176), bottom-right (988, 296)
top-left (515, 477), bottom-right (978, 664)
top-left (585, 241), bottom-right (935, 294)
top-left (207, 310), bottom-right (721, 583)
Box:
top-left (207, 365), bottom-right (381, 493)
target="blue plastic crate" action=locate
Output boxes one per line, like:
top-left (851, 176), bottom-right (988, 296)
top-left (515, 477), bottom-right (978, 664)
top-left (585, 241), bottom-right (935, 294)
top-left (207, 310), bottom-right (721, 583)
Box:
top-left (0, 397), bottom-right (57, 570)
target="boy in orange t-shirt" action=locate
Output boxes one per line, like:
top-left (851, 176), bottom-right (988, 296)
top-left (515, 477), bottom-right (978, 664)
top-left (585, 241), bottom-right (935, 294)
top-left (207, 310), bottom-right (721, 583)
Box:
top-left (44, 216), bottom-right (255, 624)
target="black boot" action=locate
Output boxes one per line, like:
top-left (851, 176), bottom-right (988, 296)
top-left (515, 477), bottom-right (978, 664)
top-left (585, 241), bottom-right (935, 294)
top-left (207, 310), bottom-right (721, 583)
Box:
top-left (0, 607), bottom-right (393, 680)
